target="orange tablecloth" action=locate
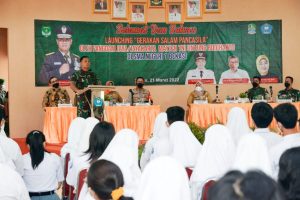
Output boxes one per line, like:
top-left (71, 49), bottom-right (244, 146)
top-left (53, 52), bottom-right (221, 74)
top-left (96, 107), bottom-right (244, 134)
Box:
top-left (188, 102), bottom-right (300, 130)
top-left (105, 105), bottom-right (161, 141)
top-left (43, 107), bottom-right (77, 144)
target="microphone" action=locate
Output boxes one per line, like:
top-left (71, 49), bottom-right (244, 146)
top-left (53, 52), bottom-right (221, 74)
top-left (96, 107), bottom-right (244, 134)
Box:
top-left (269, 86), bottom-right (273, 97)
top-left (129, 89), bottom-right (134, 106)
top-left (216, 85), bottom-right (219, 95)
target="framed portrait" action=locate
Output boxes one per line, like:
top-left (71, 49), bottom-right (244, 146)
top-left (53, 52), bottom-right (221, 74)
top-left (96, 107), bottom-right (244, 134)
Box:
top-left (185, 0), bottom-right (202, 19)
top-left (112, 0), bottom-right (128, 19)
top-left (93, 0), bottom-right (110, 13)
top-left (204, 0), bottom-right (221, 13)
top-left (129, 2), bottom-right (148, 24)
top-left (149, 0), bottom-right (164, 8)
top-left (166, 2), bottom-right (184, 24)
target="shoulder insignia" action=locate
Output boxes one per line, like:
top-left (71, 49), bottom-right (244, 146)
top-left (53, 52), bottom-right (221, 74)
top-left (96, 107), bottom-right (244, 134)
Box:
top-left (73, 53), bottom-right (80, 58)
top-left (45, 52), bottom-right (55, 56)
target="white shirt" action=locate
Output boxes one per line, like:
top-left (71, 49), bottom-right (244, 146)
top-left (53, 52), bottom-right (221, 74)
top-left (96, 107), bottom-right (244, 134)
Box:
top-left (185, 68), bottom-right (216, 84)
top-left (0, 163), bottom-right (30, 200)
top-left (22, 152), bottom-right (64, 192)
top-left (0, 130), bottom-right (24, 176)
top-left (169, 13), bottom-right (181, 21)
top-left (219, 69), bottom-right (250, 84)
top-left (270, 133), bottom-right (300, 179)
top-left (254, 128), bottom-right (282, 149)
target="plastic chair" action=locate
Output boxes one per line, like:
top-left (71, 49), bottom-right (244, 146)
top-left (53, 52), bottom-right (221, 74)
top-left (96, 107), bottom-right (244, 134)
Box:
top-left (186, 167), bottom-right (193, 179)
top-left (62, 153), bottom-right (70, 200)
top-left (75, 168), bottom-right (88, 200)
top-left (201, 179), bottom-right (216, 200)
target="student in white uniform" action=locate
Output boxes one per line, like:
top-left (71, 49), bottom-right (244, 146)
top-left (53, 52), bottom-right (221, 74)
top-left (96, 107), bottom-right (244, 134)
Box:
top-left (219, 55), bottom-right (250, 84)
top-left (251, 102), bottom-right (282, 148)
top-left (270, 103), bottom-right (300, 179)
top-left (22, 131), bottom-right (64, 200)
top-left (87, 159), bottom-right (133, 200)
top-left (226, 107), bottom-right (252, 145)
top-left (232, 134), bottom-right (272, 176)
top-left (140, 112), bottom-right (171, 171)
top-left (0, 109), bottom-right (24, 175)
top-left (68, 120), bottom-right (115, 191)
top-left (190, 124), bottom-right (235, 200)
top-left (135, 156), bottom-right (192, 200)
top-left (168, 121), bottom-right (202, 168)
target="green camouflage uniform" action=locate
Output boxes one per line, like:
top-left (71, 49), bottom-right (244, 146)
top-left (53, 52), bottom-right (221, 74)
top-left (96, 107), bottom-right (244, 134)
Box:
top-left (246, 86), bottom-right (269, 102)
top-left (71, 70), bottom-right (99, 118)
top-left (42, 88), bottom-right (70, 107)
top-left (278, 88), bottom-right (300, 102)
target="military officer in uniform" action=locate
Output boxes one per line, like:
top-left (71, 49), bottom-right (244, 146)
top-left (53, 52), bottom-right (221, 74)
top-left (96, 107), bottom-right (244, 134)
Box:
top-left (39, 25), bottom-right (80, 85)
top-left (246, 76), bottom-right (269, 102)
top-left (278, 76), bottom-right (300, 102)
top-left (70, 56), bottom-right (100, 119)
top-left (105, 81), bottom-right (123, 104)
top-left (185, 52), bottom-right (216, 84)
top-left (42, 76), bottom-right (70, 108)
top-left (128, 77), bottom-right (153, 105)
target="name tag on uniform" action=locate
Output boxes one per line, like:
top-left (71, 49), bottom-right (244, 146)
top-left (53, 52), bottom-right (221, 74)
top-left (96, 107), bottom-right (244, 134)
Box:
top-left (54, 62), bottom-right (62, 65)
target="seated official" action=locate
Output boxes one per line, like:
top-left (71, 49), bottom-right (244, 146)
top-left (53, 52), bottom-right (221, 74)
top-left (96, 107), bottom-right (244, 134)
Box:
top-left (42, 76), bottom-right (70, 108)
top-left (105, 81), bottom-right (123, 103)
top-left (278, 76), bottom-right (300, 102)
top-left (246, 76), bottom-right (269, 102)
top-left (187, 81), bottom-right (211, 106)
top-left (128, 77), bottom-right (153, 105)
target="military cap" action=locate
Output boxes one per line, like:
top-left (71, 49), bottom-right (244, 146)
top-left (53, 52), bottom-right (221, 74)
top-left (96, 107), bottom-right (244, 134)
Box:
top-left (56, 25), bottom-right (72, 39)
top-left (194, 52), bottom-right (206, 60)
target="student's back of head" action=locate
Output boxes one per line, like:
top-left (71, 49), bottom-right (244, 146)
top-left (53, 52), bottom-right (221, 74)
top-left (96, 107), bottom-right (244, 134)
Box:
top-left (87, 159), bottom-right (133, 200)
top-left (166, 106), bottom-right (185, 125)
top-left (208, 170), bottom-right (285, 200)
top-left (85, 121), bottom-right (115, 163)
top-left (26, 130), bottom-right (46, 169)
top-left (251, 102), bottom-right (274, 128)
top-left (274, 103), bottom-right (298, 129)
top-left (278, 147), bottom-right (300, 200)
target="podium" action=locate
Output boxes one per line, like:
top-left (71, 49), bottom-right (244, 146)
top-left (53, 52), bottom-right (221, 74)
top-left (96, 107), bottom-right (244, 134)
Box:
top-left (88, 85), bottom-right (115, 118)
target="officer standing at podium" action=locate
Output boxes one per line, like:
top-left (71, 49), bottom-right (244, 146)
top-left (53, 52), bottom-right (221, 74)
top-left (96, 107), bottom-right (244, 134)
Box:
top-left (70, 56), bottom-right (100, 119)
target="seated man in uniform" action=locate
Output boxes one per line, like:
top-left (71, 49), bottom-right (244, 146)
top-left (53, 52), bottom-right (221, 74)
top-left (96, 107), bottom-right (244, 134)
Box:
top-left (246, 76), bottom-right (269, 102)
top-left (185, 52), bottom-right (216, 84)
top-left (278, 76), bottom-right (300, 102)
top-left (187, 81), bottom-right (211, 107)
top-left (128, 76), bottom-right (153, 105)
top-left (42, 76), bottom-right (70, 108)
top-left (104, 80), bottom-right (123, 104)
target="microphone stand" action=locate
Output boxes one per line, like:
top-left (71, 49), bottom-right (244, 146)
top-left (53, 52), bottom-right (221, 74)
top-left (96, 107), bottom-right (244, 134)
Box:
top-left (215, 85), bottom-right (221, 103)
top-left (129, 89), bottom-right (134, 106)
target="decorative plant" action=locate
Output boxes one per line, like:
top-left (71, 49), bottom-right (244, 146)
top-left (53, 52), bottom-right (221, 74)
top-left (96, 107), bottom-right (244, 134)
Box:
top-left (188, 122), bottom-right (206, 144)
top-left (239, 92), bottom-right (248, 98)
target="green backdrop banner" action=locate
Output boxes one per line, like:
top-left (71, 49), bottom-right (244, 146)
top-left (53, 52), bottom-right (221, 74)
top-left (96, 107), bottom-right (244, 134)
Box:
top-left (35, 20), bottom-right (282, 86)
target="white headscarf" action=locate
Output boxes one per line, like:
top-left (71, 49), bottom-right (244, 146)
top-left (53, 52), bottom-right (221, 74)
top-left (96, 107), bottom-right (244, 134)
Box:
top-left (77, 117), bottom-right (99, 154)
top-left (226, 107), bottom-right (252, 144)
top-left (190, 124), bottom-right (235, 186)
top-left (0, 146), bottom-right (15, 169)
top-left (169, 121), bottom-right (202, 168)
top-left (140, 113), bottom-right (171, 170)
top-left (232, 134), bottom-right (272, 176)
top-left (135, 156), bottom-right (191, 200)
top-left (99, 129), bottom-right (141, 197)
top-left (60, 117), bottom-right (86, 158)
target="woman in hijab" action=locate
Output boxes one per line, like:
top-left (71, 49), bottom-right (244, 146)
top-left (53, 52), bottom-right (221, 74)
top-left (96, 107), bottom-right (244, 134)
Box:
top-left (140, 112), bottom-right (171, 170)
top-left (190, 124), bottom-right (236, 200)
top-left (135, 156), bottom-right (191, 200)
top-left (226, 107), bottom-right (252, 144)
top-left (168, 121), bottom-right (202, 168)
top-left (79, 128), bottom-right (141, 200)
top-left (232, 134), bottom-right (272, 176)
top-left (60, 117), bottom-right (86, 159)
top-left (66, 117), bottom-right (99, 188)
top-left (187, 81), bottom-right (212, 106)
top-left (0, 146), bottom-right (30, 200)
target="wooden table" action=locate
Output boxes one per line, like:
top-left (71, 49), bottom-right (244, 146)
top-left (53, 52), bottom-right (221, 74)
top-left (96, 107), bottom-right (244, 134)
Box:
top-left (43, 107), bottom-right (77, 143)
top-left (105, 105), bottom-right (161, 141)
top-left (188, 102), bottom-right (300, 130)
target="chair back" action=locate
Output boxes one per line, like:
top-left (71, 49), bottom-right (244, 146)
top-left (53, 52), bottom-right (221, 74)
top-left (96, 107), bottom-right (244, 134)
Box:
top-left (201, 179), bottom-right (216, 200)
top-left (62, 153), bottom-right (71, 199)
top-left (185, 167), bottom-right (193, 179)
top-left (75, 168), bottom-right (88, 200)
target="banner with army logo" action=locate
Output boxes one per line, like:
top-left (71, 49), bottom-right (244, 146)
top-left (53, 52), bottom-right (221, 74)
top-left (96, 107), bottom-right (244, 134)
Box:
top-left (35, 20), bottom-right (282, 86)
